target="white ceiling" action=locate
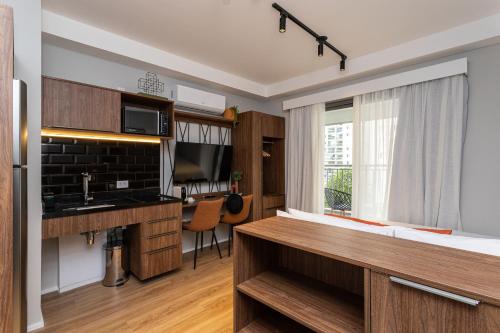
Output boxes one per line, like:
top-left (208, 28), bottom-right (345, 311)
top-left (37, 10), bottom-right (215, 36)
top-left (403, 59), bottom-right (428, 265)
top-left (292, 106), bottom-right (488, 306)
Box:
top-left (42, 0), bottom-right (500, 86)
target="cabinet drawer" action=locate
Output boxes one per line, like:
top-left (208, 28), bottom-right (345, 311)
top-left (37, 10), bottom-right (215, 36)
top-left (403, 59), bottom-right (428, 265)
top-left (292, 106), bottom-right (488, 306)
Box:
top-left (144, 246), bottom-right (182, 278)
top-left (141, 217), bottom-right (180, 237)
top-left (142, 231), bottom-right (179, 253)
top-left (371, 272), bottom-right (500, 332)
top-left (135, 203), bottom-right (181, 224)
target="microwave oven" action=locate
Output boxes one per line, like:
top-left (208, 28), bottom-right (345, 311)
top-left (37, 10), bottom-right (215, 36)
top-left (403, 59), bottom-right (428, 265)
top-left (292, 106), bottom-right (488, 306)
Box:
top-left (122, 104), bottom-right (169, 136)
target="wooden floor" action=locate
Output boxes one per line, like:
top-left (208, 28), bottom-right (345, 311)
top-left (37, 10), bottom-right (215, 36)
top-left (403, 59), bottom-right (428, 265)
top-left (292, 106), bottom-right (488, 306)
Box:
top-left (35, 244), bottom-right (233, 333)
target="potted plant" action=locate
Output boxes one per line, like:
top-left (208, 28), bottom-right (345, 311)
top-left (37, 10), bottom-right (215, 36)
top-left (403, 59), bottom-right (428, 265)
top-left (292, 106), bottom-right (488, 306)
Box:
top-left (232, 171), bottom-right (242, 194)
top-left (223, 105), bottom-right (239, 127)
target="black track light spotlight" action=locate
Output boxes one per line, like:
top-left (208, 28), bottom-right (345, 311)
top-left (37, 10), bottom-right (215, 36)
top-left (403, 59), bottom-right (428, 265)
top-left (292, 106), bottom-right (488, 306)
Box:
top-left (316, 36), bottom-right (327, 57)
top-left (340, 58), bottom-right (346, 71)
top-left (318, 43), bottom-right (324, 57)
top-left (279, 13), bottom-right (287, 33)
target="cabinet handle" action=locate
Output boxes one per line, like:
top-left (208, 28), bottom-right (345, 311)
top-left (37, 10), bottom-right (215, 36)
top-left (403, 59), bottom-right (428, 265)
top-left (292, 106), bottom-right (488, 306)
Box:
top-left (147, 231), bottom-right (177, 239)
top-left (389, 276), bottom-right (480, 306)
top-left (147, 245), bottom-right (178, 254)
top-left (147, 217), bottom-right (178, 224)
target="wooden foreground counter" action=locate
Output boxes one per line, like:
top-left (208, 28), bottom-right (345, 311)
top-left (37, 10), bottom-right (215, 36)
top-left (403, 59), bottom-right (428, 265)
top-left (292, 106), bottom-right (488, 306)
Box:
top-left (233, 216), bottom-right (500, 332)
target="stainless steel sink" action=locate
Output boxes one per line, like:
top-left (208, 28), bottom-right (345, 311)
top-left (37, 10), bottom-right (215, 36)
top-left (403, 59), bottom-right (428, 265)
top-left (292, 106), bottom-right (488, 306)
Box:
top-left (62, 204), bottom-right (115, 212)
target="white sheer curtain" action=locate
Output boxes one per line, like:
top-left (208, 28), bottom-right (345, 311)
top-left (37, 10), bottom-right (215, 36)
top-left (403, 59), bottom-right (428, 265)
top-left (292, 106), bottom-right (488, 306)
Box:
top-left (352, 74), bottom-right (468, 229)
top-left (286, 103), bottom-right (325, 213)
top-left (352, 90), bottom-right (399, 220)
top-left (388, 75), bottom-right (468, 229)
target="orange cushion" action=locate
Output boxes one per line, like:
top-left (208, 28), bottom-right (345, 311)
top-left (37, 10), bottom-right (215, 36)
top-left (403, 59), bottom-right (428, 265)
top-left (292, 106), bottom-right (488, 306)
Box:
top-left (325, 214), bottom-right (388, 227)
top-left (325, 213), bottom-right (452, 234)
top-left (415, 228), bottom-right (453, 235)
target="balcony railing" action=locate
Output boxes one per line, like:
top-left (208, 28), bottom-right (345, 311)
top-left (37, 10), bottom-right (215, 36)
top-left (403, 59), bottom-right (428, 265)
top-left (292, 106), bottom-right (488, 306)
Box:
top-left (323, 165), bottom-right (352, 214)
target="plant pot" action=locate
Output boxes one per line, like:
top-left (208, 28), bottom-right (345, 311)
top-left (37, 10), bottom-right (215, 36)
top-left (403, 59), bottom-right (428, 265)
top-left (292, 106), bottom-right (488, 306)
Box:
top-left (223, 108), bottom-right (235, 121)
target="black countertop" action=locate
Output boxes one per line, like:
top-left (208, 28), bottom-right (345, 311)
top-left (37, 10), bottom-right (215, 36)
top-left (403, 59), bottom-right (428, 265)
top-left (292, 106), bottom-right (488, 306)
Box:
top-left (43, 192), bottom-right (182, 219)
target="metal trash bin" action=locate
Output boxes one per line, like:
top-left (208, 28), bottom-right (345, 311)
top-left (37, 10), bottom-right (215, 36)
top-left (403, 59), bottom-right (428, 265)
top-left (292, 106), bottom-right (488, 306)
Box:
top-left (102, 241), bottom-right (129, 287)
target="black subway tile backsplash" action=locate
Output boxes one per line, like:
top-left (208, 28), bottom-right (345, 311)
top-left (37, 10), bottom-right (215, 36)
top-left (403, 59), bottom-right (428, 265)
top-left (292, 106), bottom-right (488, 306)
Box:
top-left (42, 137), bottom-right (161, 199)
top-left (107, 164), bottom-right (127, 172)
top-left (63, 144), bottom-right (86, 154)
top-left (75, 155), bottom-right (98, 164)
top-left (135, 155), bottom-right (152, 164)
top-left (98, 155), bottom-right (116, 164)
top-left (42, 144), bottom-right (62, 154)
top-left (50, 155), bottom-right (74, 164)
top-left (87, 145), bottom-right (108, 154)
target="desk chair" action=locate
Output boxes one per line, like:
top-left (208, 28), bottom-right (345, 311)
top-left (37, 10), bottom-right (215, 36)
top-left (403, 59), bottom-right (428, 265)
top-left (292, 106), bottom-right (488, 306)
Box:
top-left (182, 198), bottom-right (224, 269)
top-left (217, 194), bottom-right (253, 257)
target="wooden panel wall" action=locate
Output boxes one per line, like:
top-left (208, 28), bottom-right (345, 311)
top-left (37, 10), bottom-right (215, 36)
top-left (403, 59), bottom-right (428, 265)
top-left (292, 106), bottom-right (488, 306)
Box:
top-left (0, 5), bottom-right (14, 332)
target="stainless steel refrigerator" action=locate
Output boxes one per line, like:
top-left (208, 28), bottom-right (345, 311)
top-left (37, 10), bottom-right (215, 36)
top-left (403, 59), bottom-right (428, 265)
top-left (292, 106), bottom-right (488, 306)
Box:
top-left (12, 79), bottom-right (27, 333)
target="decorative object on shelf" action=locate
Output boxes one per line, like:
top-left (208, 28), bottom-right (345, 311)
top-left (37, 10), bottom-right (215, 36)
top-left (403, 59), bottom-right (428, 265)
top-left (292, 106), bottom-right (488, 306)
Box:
top-left (137, 72), bottom-right (165, 96)
top-left (272, 2), bottom-right (347, 71)
top-left (223, 105), bottom-right (239, 127)
top-left (232, 170), bottom-right (242, 194)
top-left (262, 150), bottom-right (271, 158)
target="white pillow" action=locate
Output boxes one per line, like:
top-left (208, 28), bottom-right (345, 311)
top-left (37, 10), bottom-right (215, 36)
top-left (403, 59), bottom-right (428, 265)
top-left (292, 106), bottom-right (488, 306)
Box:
top-left (276, 210), bottom-right (294, 218)
top-left (394, 228), bottom-right (500, 257)
top-left (287, 208), bottom-right (394, 237)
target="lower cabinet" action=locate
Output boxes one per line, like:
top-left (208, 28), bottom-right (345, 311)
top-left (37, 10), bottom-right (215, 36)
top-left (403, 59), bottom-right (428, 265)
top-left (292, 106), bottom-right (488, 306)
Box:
top-left (262, 194), bottom-right (285, 218)
top-left (128, 202), bottom-right (183, 280)
top-left (370, 271), bottom-right (500, 333)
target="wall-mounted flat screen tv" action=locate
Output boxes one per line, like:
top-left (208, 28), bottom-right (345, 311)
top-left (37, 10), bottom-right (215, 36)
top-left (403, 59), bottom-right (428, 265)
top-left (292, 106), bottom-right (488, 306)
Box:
top-left (173, 142), bottom-right (232, 183)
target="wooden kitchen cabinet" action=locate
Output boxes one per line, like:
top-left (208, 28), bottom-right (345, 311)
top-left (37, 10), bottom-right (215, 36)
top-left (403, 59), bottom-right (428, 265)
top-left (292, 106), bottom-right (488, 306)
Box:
top-left (261, 113), bottom-right (285, 139)
top-left (128, 202), bottom-right (183, 280)
top-left (370, 271), bottom-right (500, 333)
top-left (42, 76), bottom-right (121, 132)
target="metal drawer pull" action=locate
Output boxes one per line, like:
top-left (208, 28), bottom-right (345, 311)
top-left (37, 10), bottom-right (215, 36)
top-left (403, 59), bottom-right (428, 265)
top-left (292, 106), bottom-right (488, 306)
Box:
top-left (147, 245), bottom-right (177, 254)
top-left (389, 276), bottom-right (480, 306)
top-left (147, 217), bottom-right (178, 224)
top-left (147, 231), bottom-right (177, 239)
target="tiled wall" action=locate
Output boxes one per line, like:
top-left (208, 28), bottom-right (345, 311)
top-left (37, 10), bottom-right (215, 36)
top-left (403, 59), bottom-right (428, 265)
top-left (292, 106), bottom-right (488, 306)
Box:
top-left (41, 137), bottom-right (160, 197)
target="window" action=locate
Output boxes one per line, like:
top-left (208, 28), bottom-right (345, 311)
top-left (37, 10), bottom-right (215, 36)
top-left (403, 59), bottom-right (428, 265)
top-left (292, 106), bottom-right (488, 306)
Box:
top-left (323, 99), bottom-right (353, 214)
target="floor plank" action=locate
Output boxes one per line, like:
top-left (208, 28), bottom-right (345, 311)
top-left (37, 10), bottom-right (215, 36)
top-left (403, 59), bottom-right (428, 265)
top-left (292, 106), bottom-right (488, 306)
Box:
top-left (35, 244), bottom-right (233, 333)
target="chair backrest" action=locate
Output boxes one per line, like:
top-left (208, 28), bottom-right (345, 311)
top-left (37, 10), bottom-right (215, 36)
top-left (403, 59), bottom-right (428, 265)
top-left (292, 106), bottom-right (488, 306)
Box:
top-left (189, 198), bottom-right (224, 231)
top-left (222, 195), bottom-right (253, 224)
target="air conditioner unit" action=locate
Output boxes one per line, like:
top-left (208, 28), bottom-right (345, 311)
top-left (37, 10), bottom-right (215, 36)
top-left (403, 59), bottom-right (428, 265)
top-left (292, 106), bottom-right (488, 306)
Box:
top-left (172, 85), bottom-right (226, 115)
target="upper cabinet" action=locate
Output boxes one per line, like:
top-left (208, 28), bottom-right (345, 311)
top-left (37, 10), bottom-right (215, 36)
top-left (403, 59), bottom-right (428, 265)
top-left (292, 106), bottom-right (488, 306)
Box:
top-left (42, 77), bottom-right (121, 133)
top-left (261, 113), bottom-right (285, 139)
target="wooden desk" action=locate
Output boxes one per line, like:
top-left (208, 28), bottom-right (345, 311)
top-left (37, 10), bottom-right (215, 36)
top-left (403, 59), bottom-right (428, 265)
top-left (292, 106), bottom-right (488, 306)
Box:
top-left (234, 216), bottom-right (500, 332)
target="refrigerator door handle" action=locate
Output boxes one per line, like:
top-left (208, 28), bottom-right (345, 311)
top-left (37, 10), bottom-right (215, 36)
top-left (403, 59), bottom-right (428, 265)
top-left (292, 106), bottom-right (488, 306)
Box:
top-left (12, 79), bottom-right (27, 167)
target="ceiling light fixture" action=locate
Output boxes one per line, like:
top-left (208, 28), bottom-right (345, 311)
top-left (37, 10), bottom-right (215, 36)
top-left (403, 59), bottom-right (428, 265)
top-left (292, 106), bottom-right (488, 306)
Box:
top-left (279, 13), bottom-right (287, 33)
top-left (317, 36), bottom-right (327, 57)
top-left (272, 2), bottom-right (347, 71)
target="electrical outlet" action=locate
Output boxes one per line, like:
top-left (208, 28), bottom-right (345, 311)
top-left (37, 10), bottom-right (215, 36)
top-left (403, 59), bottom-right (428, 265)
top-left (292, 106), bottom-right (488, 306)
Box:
top-left (116, 180), bottom-right (129, 189)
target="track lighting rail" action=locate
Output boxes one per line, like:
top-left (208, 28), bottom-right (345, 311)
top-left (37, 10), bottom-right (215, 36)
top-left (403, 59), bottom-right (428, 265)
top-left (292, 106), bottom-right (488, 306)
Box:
top-left (272, 2), bottom-right (347, 70)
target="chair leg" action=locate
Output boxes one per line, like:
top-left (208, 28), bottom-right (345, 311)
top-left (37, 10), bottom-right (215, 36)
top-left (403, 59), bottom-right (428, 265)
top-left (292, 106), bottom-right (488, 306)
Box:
top-left (200, 231), bottom-right (204, 252)
top-left (210, 231), bottom-right (215, 249)
top-left (228, 225), bottom-right (233, 257)
top-left (212, 228), bottom-right (222, 259)
top-left (194, 232), bottom-right (199, 270)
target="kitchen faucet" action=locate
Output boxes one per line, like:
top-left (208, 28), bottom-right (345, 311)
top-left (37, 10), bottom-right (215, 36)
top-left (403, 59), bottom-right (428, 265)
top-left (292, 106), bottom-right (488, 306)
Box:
top-left (82, 172), bottom-right (93, 205)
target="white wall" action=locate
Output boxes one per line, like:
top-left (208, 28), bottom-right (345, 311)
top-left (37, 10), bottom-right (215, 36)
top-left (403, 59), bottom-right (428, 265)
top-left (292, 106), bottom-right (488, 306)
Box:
top-left (0, 0), bottom-right (43, 331)
top-left (269, 42), bottom-right (500, 237)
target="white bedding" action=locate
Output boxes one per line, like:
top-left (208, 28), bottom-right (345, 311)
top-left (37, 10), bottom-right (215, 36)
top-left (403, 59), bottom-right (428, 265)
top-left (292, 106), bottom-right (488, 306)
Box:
top-left (279, 209), bottom-right (500, 257)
